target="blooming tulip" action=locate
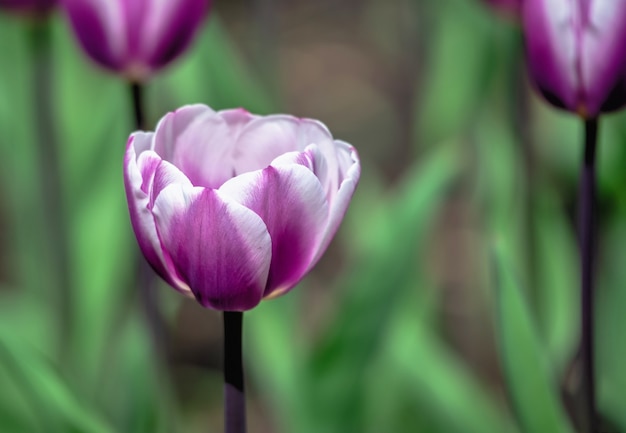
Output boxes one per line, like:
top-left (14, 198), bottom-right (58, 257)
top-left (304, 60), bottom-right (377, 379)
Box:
top-left (62, 0), bottom-right (209, 81)
top-left (523, 0), bottom-right (626, 117)
top-left (0, 0), bottom-right (56, 15)
top-left (124, 105), bottom-right (361, 311)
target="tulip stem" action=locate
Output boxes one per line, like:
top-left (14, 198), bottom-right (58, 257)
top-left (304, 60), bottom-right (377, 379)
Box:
top-left (580, 118), bottom-right (598, 433)
top-left (223, 311), bottom-right (246, 433)
top-left (29, 18), bottom-right (73, 358)
top-left (130, 82), bottom-right (146, 130)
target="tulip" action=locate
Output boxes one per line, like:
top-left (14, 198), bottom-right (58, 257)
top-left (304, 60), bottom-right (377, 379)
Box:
top-left (124, 105), bottom-right (361, 311)
top-left (0, 0), bottom-right (56, 15)
top-left (523, 0), bottom-right (626, 117)
top-left (62, 0), bottom-right (209, 81)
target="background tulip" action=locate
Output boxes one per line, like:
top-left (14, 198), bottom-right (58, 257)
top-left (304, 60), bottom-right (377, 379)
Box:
top-left (523, 0), bottom-right (626, 117)
top-left (62, 0), bottom-right (209, 81)
top-left (0, 0), bottom-right (56, 15)
top-left (124, 105), bottom-right (360, 311)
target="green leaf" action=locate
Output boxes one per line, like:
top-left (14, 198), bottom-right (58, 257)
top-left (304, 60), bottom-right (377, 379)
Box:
top-left (492, 240), bottom-right (575, 433)
top-left (414, 0), bottom-right (496, 146)
top-left (534, 190), bottom-right (578, 373)
top-left (247, 296), bottom-right (307, 433)
top-left (383, 291), bottom-right (518, 433)
top-left (303, 145), bottom-right (460, 432)
top-left (596, 221), bottom-right (626, 431)
top-left (0, 336), bottom-right (115, 433)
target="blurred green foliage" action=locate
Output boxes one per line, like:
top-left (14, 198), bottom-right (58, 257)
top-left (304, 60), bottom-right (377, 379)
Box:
top-left (1, 1), bottom-right (626, 432)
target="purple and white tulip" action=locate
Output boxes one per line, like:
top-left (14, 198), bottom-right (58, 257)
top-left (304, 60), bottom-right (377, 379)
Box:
top-left (523, 0), bottom-right (626, 117)
top-left (124, 105), bottom-right (361, 311)
top-left (0, 0), bottom-right (56, 15)
top-left (62, 0), bottom-right (209, 81)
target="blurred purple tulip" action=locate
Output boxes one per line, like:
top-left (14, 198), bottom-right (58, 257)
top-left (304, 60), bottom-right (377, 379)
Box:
top-left (62, 0), bottom-right (209, 81)
top-left (0, 0), bottom-right (56, 15)
top-left (124, 105), bottom-right (361, 311)
top-left (523, 0), bottom-right (626, 117)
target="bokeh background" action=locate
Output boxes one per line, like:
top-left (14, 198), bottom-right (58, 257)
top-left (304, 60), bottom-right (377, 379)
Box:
top-left (1, 0), bottom-right (626, 432)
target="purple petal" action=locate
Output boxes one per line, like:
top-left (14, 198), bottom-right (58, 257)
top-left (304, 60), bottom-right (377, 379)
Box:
top-left (121, 0), bottom-right (148, 62)
top-left (580, 1), bottom-right (626, 114)
top-left (143, 0), bottom-right (209, 70)
top-left (233, 116), bottom-right (303, 175)
top-left (220, 164), bottom-right (329, 298)
top-left (150, 159), bottom-right (191, 204)
top-left (170, 112), bottom-right (238, 188)
top-left (153, 104), bottom-right (214, 161)
top-left (313, 141), bottom-right (360, 264)
top-left (124, 134), bottom-right (191, 294)
top-left (234, 115), bottom-right (335, 176)
top-left (152, 185), bottom-right (271, 311)
top-left (62, 0), bottom-right (125, 71)
top-left (523, 0), bottom-right (579, 112)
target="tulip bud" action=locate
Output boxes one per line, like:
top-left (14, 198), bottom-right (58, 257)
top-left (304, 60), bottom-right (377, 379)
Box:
top-left (124, 105), bottom-right (361, 311)
top-left (523, 0), bottom-right (626, 117)
top-left (0, 0), bottom-right (56, 16)
top-left (62, 0), bottom-right (210, 81)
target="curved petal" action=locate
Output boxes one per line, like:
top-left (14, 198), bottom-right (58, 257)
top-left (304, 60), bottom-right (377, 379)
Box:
top-left (150, 158), bottom-right (192, 207)
top-left (523, 0), bottom-right (578, 111)
top-left (295, 119), bottom-right (341, 199)
top-left (124, 135), bottom-right (191, 294)
top-left (121, 0), bottom-right (148, 63)
top-left (269, 147), bottom-right (316, 172)
top-left (169, 111), bottom-right (240, 188)
top-left (234, 115), bottom-right (338, 179)
top-left (219, 164), bottom-right (329, 298)
top-left (233, 115), bottom-right (302, 175)
top-left (143, 0), bottom-right (210, 70)
top-left (152, 185), bottom-right (271, 311)
top-left (581, 0), bottom-right (626, 114)
top-left (313, 141), bottom-right (360, 264)
top-left (62, 0), bottom-right (125, 71)
top-left (153, 104), bottom-right (213, 160)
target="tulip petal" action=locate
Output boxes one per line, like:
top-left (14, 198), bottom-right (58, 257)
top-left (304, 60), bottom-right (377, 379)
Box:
top-left (581, 1), bottom-right (626, 113)
top-left (171, 111), bottom-right (238, 188)
top-left (153, 185), bottom-right (271, 310)
top-left (153, 104), bottom-right (213, 160)
top-left (314, 141), bottom-right (360, 264)
top-left (220, 164), bottom-right (329, 298)
top-left (63, 0), bottom-right (125, 70)
top-left (523, 0), bottom-right (578, 111)
top-left (234, 116), bottom-right (342, 205)
top-left (143, 0), bottom-right (209, 69)
top-left (124, 135), bottom-right (191, 294)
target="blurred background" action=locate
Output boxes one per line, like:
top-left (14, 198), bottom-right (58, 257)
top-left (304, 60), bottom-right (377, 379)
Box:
top-left (1, 0), bottom-right (626, 432)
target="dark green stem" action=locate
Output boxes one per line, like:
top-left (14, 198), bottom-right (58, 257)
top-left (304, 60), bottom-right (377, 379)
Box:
top-left (579, 118), bottom-right (598, 433)
top-left (130, 82), bottom-right (146, 130)
top-left (223, 311), bottom-right (246, 433)
top-left (29, 17), bottom-right (72, 356)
